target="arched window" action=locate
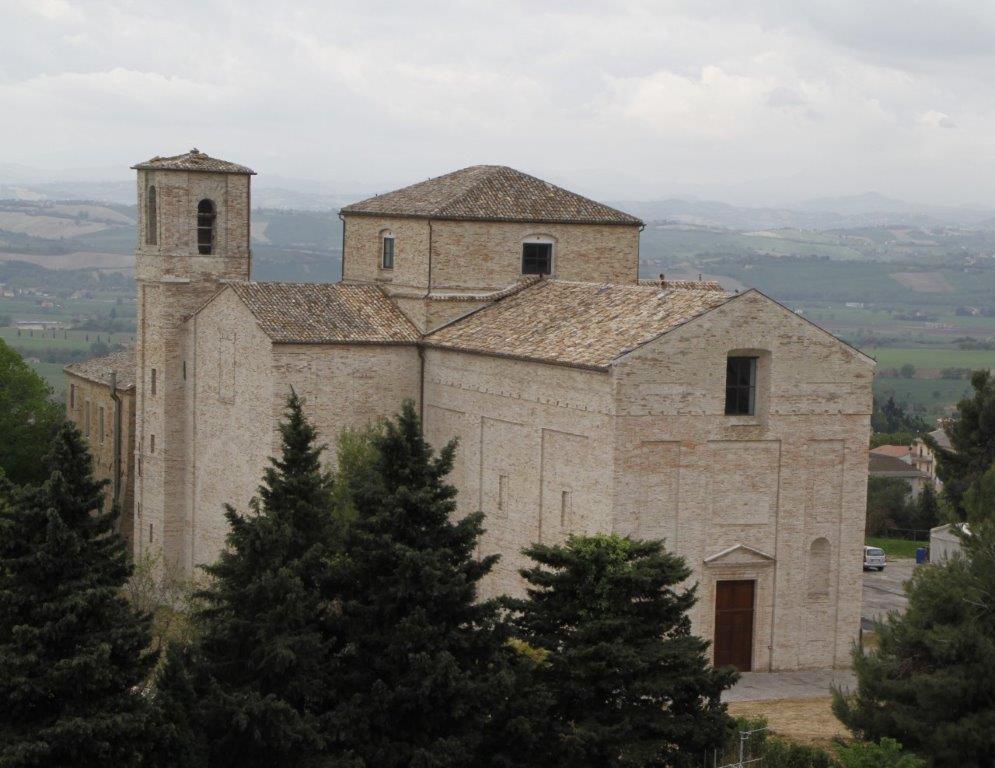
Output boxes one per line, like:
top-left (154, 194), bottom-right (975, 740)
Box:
top-left (197, 199), bottom-right (216, 254)
top-left (807, 537), bottom-right (831, 597)
top-left (381, 229), bottom-right (395, 269)
top-left (146, 186), bottom-right (157, 245)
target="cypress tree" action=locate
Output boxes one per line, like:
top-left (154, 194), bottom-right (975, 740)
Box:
top-left (0, 422), bottom-right (156, 767)
top-left (512, 534), bottom-right (737, 768)
top-left (188, 391), bottom-right (345, 768)
top-left (325, 400), bottom-right (514, 767)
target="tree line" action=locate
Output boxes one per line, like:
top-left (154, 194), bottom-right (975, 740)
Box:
top-left (0, 396), bottom-right (735, 767)
top-left (2, 336), bottom-right (992, 766)
top-left (836, 370), bottom-right (995, 766)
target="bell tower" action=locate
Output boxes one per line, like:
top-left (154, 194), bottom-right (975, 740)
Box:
top-left (132, 148), bottom-right (254, 571)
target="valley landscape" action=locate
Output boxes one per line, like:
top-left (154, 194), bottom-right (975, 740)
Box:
top-left (2, 184), bottom-right (992, 417)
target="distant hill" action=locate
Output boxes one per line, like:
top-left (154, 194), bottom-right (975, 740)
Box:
top-left (0, 179), bottom-right (366, 211)
top-left (610, 195), bottom-right (995, 231)
top-left (0, 200), bottom-right (342, 281)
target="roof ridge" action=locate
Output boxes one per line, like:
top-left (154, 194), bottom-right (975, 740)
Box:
top-left (340, 165), bottom-right (642, 225)
top-left (431, 165), bottom-right (504, 217)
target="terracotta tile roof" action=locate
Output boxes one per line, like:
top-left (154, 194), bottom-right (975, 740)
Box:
top-left (868, 453), bottom-right (927, 478)
top-left (387, 276), bottom-right (541, 302)
top-left (228, 282), bottom-right (419, 344)
top-left (341, 165), bottom-right (642, 226)
top-left (425, 279), bottom-right (732, 369)
top-left (132, 148), bottom-right (255, 175)
top-left (870, 445), bottom-right (911, 459)
top-left (64, 347), bottom-right (136, 390)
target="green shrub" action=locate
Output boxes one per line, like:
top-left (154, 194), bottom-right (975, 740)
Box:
top-left (835, 738), bottom-right (925, 768)
top-left (763, 736), bottom-right (834, 768)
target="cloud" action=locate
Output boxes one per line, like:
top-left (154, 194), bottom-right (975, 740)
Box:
top-left (917, 110), bottom-right (957, 129)
top-left (1, 0), bottom-right (994, 204)
top-left (604, 66), bottom-right (772, 139)
top-left (16, 0), bottom-right (83, 22)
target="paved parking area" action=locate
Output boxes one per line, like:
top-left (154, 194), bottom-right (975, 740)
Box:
top-left (861, 557), bottom-right (914, 628)
top-left (724, 669), bottom-right (856, 702)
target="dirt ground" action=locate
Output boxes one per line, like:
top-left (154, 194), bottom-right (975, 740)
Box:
top-left (727, 697), bottom-right (848, 746)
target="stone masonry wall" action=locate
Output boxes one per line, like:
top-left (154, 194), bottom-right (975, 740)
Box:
top-left (341, 214), bottom-right (640, 293)
top-left (610, 291), bottom-right (874, 670)
top-left (189, 288), bottom-right (275, 570)
top-left (429, 220), bottom-right (640, 290)
top-left (341, 215), bottom-right (431, 291)
top-left (271, 343), bottom-right (421, 471)
top-left (422, 348), bottom-right (615, 599)
top-left (134, 168), bottom-right (251, 572)
top-left (65, 374), bottom-right (136, 547)
top-left (188, 287), bottom-right (422, 570)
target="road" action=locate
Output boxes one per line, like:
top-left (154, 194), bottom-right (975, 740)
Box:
top-left (861, 557), bottom-right (914, 628)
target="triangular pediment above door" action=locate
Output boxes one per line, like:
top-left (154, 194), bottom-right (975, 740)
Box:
top-left (703, 543), bottom-right (775, 567)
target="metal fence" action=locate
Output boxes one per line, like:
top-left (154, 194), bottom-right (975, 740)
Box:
top-left (701, 725), bottom-right (768, 768)
top-left (885, 527), bottom-right (931, 541)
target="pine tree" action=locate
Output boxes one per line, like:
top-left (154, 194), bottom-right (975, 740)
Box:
top-left (188, 392), bottom-right (345, 768)
top-left (962, 462), bottom-right (995, 527)
top-left (833, 521), bottom-right (995, 767)
top-left (512, 534), bottom-right (737, 768)
top-left (933, 370), bottom-right (995, 514)
top-left (0, 422), bottom-right (156, 767)
top-left (0, 338), bottom-right (62, 485)
top-left (324, 400), bottom-right (514, 767)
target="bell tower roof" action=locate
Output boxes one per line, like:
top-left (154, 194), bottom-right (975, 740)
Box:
top-left (132, 148), bottom-right (255, 175)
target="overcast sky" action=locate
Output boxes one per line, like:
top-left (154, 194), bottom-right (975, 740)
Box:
top-left (2, 0), bottom-right (994, 205)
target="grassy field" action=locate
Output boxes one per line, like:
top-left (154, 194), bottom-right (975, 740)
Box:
top-left (0, 327), bottom-right (135, 350)
top-left (32, 361), bottom-right (69, 393)
top-left (640, 254), bottom-right (995, 308)
top-left (727, 699), bottom-right (847, 747)
top-left (1, 324), bottom-right (134, 396)
top-left (0, 296), bottom-right (137, 325)
top-left (874, 376), bottom-right (974, 415)
top-left (866, 536), bottom-right (929, 560)
top-left (802, 305), bottom-right (995, 335)
top-left (864, 347), bottom-right (995, 370)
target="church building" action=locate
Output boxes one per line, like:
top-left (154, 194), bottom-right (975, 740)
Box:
top-left (65, 149), bottom-right (874, 672)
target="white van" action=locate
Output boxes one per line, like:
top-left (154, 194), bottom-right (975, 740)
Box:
top-left (863, 546), bottom-right (886, 571)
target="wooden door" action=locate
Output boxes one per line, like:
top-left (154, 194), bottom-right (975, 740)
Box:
top-left (714, 580), bottom-right (755, 671)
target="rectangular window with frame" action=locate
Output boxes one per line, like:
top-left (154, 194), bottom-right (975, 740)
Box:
top-left (98, 405), bottom-right (105, 444)
top-left (84, 401), bottom-right (91, 437)
top-left (151, 368), bottom-right (157, 396)
top-left (725, 356), bottom-right (758, 415)
top-left (560, 489), bottom-right (571, 527)
top-left (522, 242), bottom-right (552, 275)
top-left (381, 236), bottom-right (395, 269)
